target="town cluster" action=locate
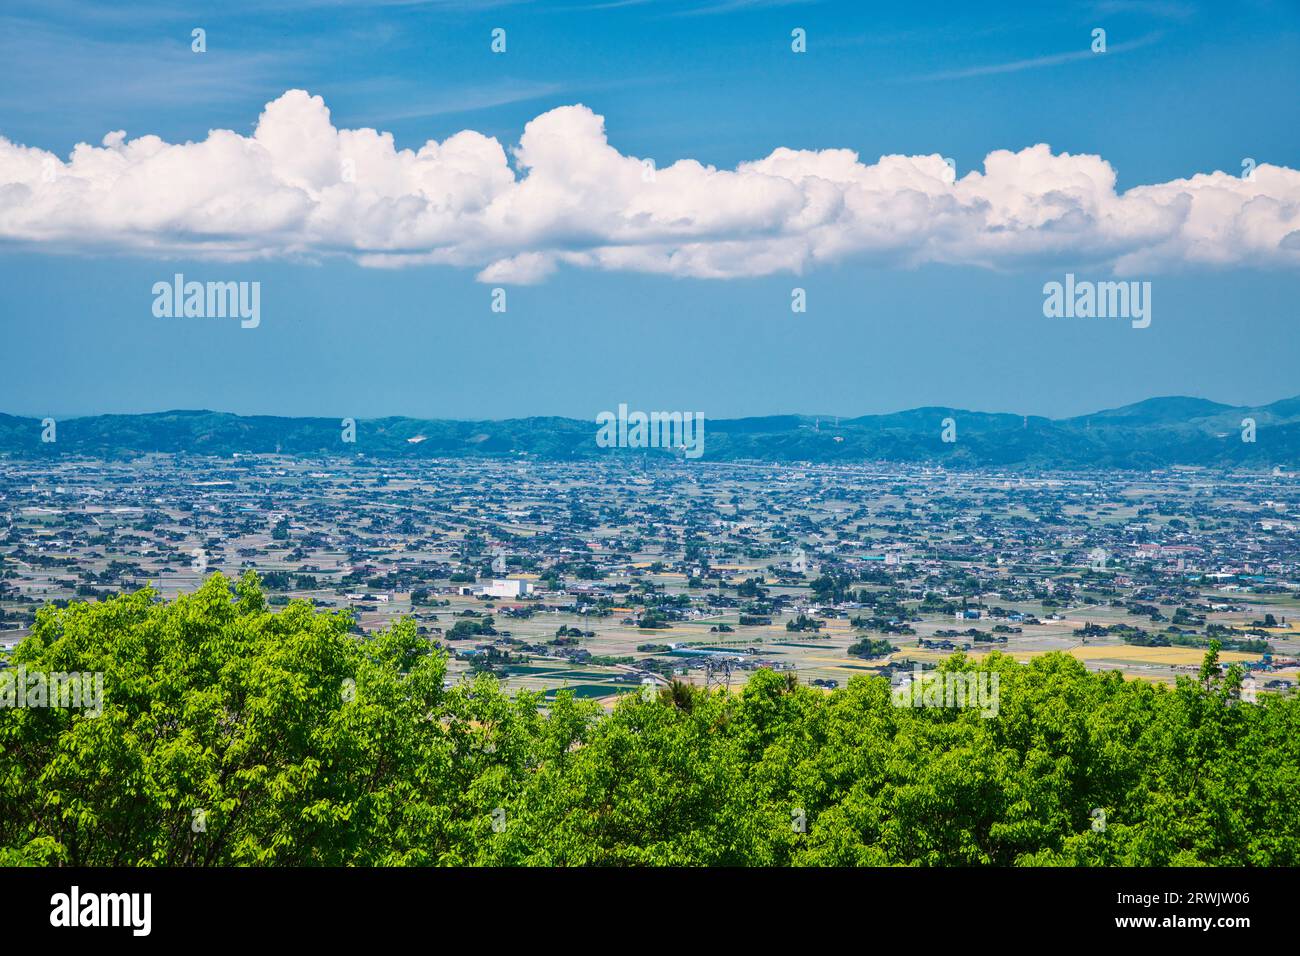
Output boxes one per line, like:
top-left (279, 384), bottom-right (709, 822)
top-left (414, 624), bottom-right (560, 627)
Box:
top-left (3, 455), bottom-right (1298, 702)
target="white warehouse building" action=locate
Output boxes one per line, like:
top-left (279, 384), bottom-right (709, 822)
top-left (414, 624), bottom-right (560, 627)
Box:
top-left (481, 579), bottom-right (533, 599)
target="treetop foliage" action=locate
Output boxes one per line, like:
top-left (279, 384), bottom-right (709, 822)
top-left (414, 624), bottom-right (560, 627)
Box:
top-left (2, 573), bottom-right (1297, 866)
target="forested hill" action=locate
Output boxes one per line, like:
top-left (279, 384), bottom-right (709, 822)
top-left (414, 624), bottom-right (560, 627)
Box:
top-left (2, 395), bottom-right (1299, 467)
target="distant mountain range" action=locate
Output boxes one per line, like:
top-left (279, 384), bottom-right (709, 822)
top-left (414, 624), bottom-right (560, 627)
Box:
top-left (2, 396), bottom-right (1299, 468)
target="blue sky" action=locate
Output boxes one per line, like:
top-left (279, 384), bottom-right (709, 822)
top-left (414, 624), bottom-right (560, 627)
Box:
top-left (1, 0), bottom-right (1298, 420)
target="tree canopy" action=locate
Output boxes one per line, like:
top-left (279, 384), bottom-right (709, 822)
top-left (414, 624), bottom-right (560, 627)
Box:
top-left (2, 573), bottom-right (1297, 866)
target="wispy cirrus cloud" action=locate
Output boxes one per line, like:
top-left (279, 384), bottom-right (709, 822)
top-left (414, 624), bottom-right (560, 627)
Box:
top-left (902, 31), bottom-right (1163, 82)
top-left (1089, 0), bottom-right (1196, 21)
top-left (0, 15), bottom-right (292, 114)
top-left (672, 0), bottom-right (820, 15)
top-left (343, 79), bottom-right (568, 122)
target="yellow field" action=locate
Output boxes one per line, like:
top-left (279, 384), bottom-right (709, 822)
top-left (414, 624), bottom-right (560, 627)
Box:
top-left (895, 644), bottom-right (1260, 667)
top-left (1069, 645), bottom-right (1260, 665)
top-left (905, 648), bottom-right (1044, 663)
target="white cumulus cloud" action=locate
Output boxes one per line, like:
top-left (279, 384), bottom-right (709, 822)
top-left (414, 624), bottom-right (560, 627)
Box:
top-left (1, 88), bottom-right (1298, 282)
